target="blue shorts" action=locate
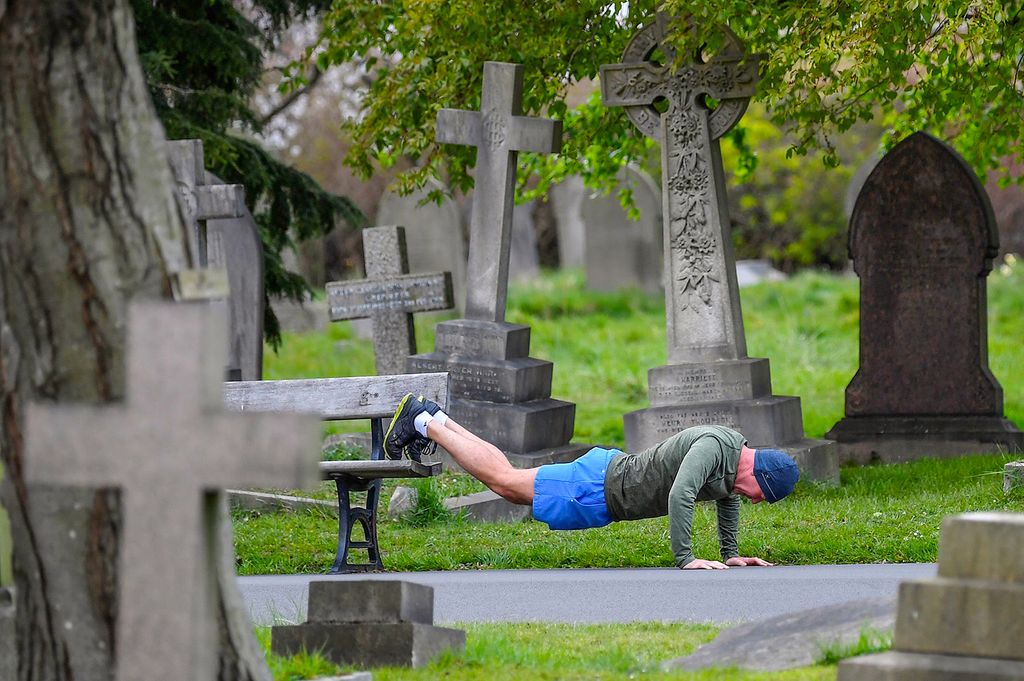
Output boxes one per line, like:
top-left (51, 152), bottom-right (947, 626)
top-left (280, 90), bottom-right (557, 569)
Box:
top-left (532, 447), bottom-right (617, 530)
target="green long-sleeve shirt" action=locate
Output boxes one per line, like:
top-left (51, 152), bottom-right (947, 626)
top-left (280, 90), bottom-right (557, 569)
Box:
top-left (603, 425), bottom-right (746, 568)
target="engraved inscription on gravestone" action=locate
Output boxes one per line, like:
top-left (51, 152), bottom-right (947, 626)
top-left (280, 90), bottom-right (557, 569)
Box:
top-left (827, 132), bottom-right (1023, 462)
top-left (602, 16), bottom-right (837, 481)
top-left (24, 302), bottom-right (319, 681)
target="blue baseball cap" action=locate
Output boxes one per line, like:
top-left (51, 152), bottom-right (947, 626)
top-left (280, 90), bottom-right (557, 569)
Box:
top-left (753, 449), bottom-right (799, 503)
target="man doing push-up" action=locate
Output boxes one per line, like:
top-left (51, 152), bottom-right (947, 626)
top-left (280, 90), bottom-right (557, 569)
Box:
top-left (384, 393), bottom-right (799, 570)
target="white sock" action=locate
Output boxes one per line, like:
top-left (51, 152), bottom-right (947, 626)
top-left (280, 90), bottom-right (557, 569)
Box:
top-left (414, 411), bottom-right (434, 437)
top-left (432, 410), bottom-right (449, 427)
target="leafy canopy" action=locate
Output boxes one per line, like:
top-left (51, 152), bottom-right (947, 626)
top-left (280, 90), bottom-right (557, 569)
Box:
top-left (313, 0), bottom-right (1024, 198)
top-left (133, 0), bottom-right (366, 346)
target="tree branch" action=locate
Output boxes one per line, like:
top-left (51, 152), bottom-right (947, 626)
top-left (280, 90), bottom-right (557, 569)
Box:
top-left (259, 66), bottom-right (323, 126)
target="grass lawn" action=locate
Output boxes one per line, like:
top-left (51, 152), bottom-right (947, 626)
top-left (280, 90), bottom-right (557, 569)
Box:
top-left (235, 261), bottom-right (1024, 575)
top-left (260, 621), bottom-right (845, 681)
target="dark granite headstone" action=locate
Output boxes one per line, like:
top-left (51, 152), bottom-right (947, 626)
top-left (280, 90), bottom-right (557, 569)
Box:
top-left (599, 15), bottom-right (836, 480)
top-left (827, 133), bottom-right (1023, 462)
top-left (408, 62), bottom-right (590, 466)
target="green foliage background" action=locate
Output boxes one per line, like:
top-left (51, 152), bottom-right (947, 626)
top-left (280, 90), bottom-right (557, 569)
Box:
top-left (132, 0), bottom-right (366, 345)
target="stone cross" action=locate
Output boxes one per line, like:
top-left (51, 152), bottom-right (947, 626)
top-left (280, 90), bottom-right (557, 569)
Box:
top-left (24, 301), bottom-right (319, 681)
top-left (436, 61), bottom-right (562, 322)
top-left (168, 140), bottom-right (247, 267)
top-left (327, 226), bottom-right (453, 375)
top-left (601, 15), bottom-right (762, 364)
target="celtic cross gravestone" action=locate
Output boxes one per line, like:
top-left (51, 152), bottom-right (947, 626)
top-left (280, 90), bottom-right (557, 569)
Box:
top-left (24, 301), bottom-right (319, 681)
top-left (601, 16), bottom-right (836, 480)
top-left (410, 62), bottom-right (590, 466)
top-left (327, 226), bottom-right (453, 375)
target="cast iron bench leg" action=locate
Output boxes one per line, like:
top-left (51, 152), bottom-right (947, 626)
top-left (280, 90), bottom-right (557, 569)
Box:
top-left (328, 418), bottom-right (386, 573)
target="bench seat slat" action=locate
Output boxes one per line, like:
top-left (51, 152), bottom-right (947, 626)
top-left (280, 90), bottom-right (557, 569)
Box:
top-left (223, 373), bottom-right (449, 420)
top-left (319, 460), bottom-right (440, 480)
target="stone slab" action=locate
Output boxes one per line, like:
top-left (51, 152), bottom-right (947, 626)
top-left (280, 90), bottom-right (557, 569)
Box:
top-left (838, 651), bottom-right (1024, 681)
top-left (444, 490), bottom-right (532, 522)
top-left (893, 577), bottom-right (1024, 660)
top-left (228, 490), bottom-right (336, 515)
top-left (408, 353), bottom-right (553, 403)
top-left (1006, 461), bottom-right (1024, 494)
top-left (431, 319), bottom-right (531, 360)
top-left (827, 415), bottom-right (1024, 464)
top-left (663, 596), bottom-right (896, 672)
top-left (624, 396), bottom-right (806, 452)
top-left (448, 397), bottom-right (576, 454)
top-left (272, 622), bottom-right (465, 668)
top-left (0, 588), bottom-right (15, 681)
top-left (648, 359), bottom-right (772, 406)
top-left (307, 580), bottom-right (434, 624)
top-left (779, 438), bottom-right (840, 485)
top-left (937, 512), bottom-right (1024, 584)
top-left (315, 673), bottom-right (373, 681)
top-left (271, 296), bottom-right (329, 333)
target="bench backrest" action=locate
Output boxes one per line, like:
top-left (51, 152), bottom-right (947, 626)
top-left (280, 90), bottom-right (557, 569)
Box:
top-left (223, 372), bottom-right (449, 421)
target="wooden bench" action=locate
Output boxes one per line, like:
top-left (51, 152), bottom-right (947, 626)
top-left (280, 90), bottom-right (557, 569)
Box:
top-left (223, 372), bottom-right (449, 573)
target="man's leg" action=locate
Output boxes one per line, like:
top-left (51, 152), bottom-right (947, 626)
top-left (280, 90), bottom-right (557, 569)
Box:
top-left (424, 418), bottom-right (537, 505)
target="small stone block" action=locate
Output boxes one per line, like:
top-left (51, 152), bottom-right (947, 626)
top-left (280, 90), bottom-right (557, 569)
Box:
top-left (894, 577), bottom-right (1024, 661)
top-left (431, 319), bottom-right (531, 360)
top-left (937, 512), bottom-right (1024, 583)
top-left (271, 622), bottom-right (466, 668)
top-left (307, 580), bottom-right (434, 624)
top-left (838, 651), bottom-right (1024, 681)
top-left (1006, 461), bottom-right (1024, 494)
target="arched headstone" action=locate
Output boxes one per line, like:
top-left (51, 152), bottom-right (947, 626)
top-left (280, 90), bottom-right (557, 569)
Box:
top-left (827, 132), bottom-right (1023, 462)
top-left (378, 177), bottom-right (467, 310)
top-left (580, 165), bottom-right (663, 293)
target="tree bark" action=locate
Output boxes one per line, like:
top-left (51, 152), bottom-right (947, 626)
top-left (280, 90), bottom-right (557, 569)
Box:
top-left (0, 2), bottom-right (270, 679)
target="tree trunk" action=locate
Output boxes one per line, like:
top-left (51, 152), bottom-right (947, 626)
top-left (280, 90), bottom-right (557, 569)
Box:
top-left (0, 2), bottom-right (270, 680)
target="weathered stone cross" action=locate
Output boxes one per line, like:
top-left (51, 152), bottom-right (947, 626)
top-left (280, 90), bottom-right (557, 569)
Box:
top-left (168, 139), bottom-right (247, 267)
top-left (436, 61), bottom-right (562, 322)
top-left (24, 301), bottom-right (319, 681)
top-left (327, 226), bottom-right (454, 375)
top-left (601, 16), bottom-right (762, 364)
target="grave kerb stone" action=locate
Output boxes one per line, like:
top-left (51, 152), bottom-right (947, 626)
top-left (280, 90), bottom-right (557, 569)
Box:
top-left (23, 301), bottom-right (320, 681)
top-left (436, 61), bottom-right (561, 322)
top-left (327, 226), bottom-right (453, 375)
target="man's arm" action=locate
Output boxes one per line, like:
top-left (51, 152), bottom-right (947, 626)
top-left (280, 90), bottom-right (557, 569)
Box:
top-left (667, 442), bottom-right (719, 569)
top-left (715, 495), bottom-right (741, 562)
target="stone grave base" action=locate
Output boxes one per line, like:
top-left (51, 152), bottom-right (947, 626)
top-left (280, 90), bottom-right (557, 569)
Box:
top-left (1006, 461), bottom-right (1024, 493)
top-left (625, 396), bottom-right (839, 483)
top-left (444, 490), bottom-right (532, 522)
top-left (827, 415), bottom-right (1024, 465)
top-left (272, 622), bottom-right (465, 668)
top-left (448, 396), bottom-right (577, 454)
top-left (838, 650), bottom-right (1024, 680)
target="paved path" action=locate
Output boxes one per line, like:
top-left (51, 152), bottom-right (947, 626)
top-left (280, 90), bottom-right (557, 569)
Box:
top-left (239, 563), bottom-right (935, 626)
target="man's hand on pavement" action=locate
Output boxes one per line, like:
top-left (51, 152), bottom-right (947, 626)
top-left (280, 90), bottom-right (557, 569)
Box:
top-left (724, 556), bottom-right (775, 567)
top-left (682, 559), bottom-right (729, 569)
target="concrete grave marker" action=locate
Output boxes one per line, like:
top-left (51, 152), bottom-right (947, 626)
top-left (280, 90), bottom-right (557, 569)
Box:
top-left (410, 62), bottom-right (590, 466)
top-left (273, 580), bottom-right (465, 668)
top-left (580, 165), bottom-right (663, 293)
top-left (327, 226), bottom-right (453, 375)
top-left (378, 177), bottom-right (467, 310)
top-left (839, 512), bottom-right (1024, 680)
top-left (600, 15), bottom-right (836, 480)
top-left (550, 175), bottom-right (587, 268)
top-left (206, 171), bottom-right (264, 381)
top-left (827, 133), bottom-right (1023, 462)
top-left (24, 301), bottom-right (319, 681)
